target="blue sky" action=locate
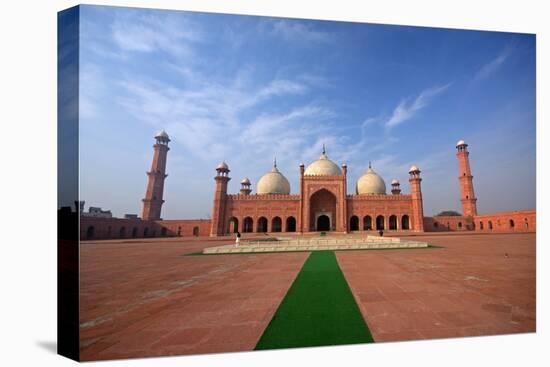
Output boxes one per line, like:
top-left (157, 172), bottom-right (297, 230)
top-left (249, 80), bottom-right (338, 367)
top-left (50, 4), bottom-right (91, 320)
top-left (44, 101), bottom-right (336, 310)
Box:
top-left (78, 5), bottom-right (536, 219)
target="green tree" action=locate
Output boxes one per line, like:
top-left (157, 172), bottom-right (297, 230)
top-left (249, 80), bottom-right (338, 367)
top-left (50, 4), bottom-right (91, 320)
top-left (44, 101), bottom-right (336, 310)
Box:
top-left (436, 210), bottom-right (461, 216)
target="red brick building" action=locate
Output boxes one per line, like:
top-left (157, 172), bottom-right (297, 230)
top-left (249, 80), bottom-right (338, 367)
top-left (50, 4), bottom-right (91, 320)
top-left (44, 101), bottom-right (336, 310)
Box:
top-left (210, 148), bottom-right (423, 236)
top-left (80, 134), bottom-right (536, 240)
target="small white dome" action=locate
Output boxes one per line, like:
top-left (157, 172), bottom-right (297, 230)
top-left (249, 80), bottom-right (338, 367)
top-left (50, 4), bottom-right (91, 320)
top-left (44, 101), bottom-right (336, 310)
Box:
top-left (155, 130), bottom-right (170, 139)
top-left (456, 139), bottom-right (466, 147)
top-left (304, 150), bottom-right (342, 176)
top-left (356, 164), bottom-right (386, 195)
top-left (391, 179), bottom-right (400, 185)
top-left (241, 177), bottom-right (251, 185)
top-left (409, 165), bottom-right (420, 173)
top-left (216, 161), bottom-right (229, 170)
top-left (257, 165), bottom-right (291, 194)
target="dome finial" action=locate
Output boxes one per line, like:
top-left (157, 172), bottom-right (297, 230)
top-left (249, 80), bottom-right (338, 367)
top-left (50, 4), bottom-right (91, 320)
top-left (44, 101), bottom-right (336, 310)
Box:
top-left (369, 161), bottom-right (372, 169)
top-left (271, 157), bottom-right (280, 173)
top-left (322, 143), bottom-right (326, 155)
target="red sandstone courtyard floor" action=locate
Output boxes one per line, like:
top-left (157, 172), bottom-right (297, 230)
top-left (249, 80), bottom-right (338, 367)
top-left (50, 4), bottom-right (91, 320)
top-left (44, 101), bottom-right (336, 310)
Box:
top-left (79, 233), bottom-right (535, 360)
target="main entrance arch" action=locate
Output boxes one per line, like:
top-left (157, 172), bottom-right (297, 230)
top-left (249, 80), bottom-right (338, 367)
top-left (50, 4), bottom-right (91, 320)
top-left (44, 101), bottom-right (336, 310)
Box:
top-left (317, 215), bottom-right (330, 231)
top-left (309, 189), bottom-right (337, 231)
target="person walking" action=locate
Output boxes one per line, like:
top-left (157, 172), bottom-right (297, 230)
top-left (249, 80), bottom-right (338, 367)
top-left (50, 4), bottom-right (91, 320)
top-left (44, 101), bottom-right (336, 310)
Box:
top-left (235, 231), bottom-right (241, 247)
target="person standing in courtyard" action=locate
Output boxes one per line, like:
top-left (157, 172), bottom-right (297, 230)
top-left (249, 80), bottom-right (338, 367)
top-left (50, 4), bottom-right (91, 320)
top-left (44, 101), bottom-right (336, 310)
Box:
top-left (235, 231), bottom-right (241, 247)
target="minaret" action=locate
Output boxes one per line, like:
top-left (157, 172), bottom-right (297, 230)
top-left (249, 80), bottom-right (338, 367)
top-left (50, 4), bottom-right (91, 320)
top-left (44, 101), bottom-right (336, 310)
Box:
top-left (408, 165), bottom-right (424, 232)
top-left (210, 161), bottom-right (230, 236)
top-left (341, 163), bottom-right (348, 178)
top-left (341, 162), bottom-right (348, 233)
top-left (391, 179), bottom-right (401, 195)
top-left (141, 130), bottom-right (170, 220)
top-left (456, 139), bottom-right (478, 216)
top-left (240, 177), bottom-right (251, 195)
top-left (298, 162), bottom-right (305, 234)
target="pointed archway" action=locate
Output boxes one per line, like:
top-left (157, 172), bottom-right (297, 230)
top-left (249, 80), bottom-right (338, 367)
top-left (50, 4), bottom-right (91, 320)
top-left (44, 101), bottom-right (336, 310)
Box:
top-left (286, 216), bottom-right (296, 232)
top-left (317, 215), bottom-right (331, 231)
top-left (309, 189), bottom-right (337, 231)
top-left (349, 216), bottom-right (359, 231)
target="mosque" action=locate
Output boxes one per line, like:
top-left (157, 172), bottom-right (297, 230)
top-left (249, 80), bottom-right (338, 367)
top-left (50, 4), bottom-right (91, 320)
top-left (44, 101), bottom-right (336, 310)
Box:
top-left (209, 146), bottom-right (423, 236)
top-left (79, 131), bottom-right (536, 240)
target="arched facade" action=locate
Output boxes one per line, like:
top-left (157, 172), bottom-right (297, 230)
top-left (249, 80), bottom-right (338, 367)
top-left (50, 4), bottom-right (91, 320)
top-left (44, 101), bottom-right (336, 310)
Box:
top-left (79, 141), bottom-right (536, 240)
top-left (472, 210), bottom-right (535, 233)
top-left (208, 150), bottom-right (425, 236)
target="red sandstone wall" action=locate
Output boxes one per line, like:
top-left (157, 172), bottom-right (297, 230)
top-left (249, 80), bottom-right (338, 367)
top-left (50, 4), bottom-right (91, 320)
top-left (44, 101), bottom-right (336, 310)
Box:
top-left (80, 217), bottom-right (212, 240)
top-left (473, 209), bottom-right (535, 232)
top-left (156, 219), bottom-right (212, 237)
top-left (423, 209), bottom-right (536, 233)
top-left (423, 215), bottom-right (473, 232)
top-left (346, 194), bottom-right (414, 231)
top-left (81, 217), bottom-right (162, 240)
top-left (223, 194), bottom-right (300, 233)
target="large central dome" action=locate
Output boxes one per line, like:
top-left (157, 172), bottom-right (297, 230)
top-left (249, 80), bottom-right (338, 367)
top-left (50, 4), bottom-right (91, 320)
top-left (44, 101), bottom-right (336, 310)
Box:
top-left (256, 160), bottom-right (291, 194)
top-left (356, 163), bottom-right (386, 195)
top-left (304, 148), bottom-right (342, 176)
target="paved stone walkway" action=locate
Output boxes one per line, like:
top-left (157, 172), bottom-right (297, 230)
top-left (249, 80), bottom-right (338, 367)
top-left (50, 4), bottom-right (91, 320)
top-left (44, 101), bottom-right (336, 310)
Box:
top-left (79, 238), bottom-right (307, 360)
top-left (337, 233), bottom-right (535, 342)
top-left (79, 233), bottom-right (535, 360)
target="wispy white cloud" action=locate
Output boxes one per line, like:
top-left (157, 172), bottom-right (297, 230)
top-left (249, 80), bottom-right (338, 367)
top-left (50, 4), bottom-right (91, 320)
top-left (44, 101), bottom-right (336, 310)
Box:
top-left (80, 11), bottom-right (447, 212)
top-left (474, 48), bottom-right (512, 81)
top-left (79, 64), bottom-right (108, 120)
top-left (114, 65), bottom-right (323, 167)
top-left (257, 79), bottom-right (308, 99)
top-left (385, 84), bottom-right (451, 128)
top-left (110, 12), bottom-right (203, 57)
top-left (297, 73), bottom-right (333, 88)
top-left (267, 19), bottom-right (332, 43)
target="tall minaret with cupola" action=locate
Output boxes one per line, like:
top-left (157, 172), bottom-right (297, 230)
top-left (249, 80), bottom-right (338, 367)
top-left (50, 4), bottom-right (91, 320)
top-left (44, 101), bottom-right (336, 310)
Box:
top-left (456, 139), bottom-right (478, 216)
top-left (408, 165), bottom-right (424, 232)
top-left (142, 130), bottom-right (170, 220)
top-left (210, 161), bottom-right (230, 236)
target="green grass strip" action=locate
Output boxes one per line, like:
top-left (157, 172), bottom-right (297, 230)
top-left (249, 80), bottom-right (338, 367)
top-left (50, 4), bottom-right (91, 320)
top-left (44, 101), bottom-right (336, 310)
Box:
top-left (255, 251), bottom-right (374, 350)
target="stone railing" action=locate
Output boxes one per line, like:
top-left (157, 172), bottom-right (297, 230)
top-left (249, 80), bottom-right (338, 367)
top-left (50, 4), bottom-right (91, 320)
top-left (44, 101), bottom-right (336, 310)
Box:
top-left (243, 235), bottom-right (401, 247)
